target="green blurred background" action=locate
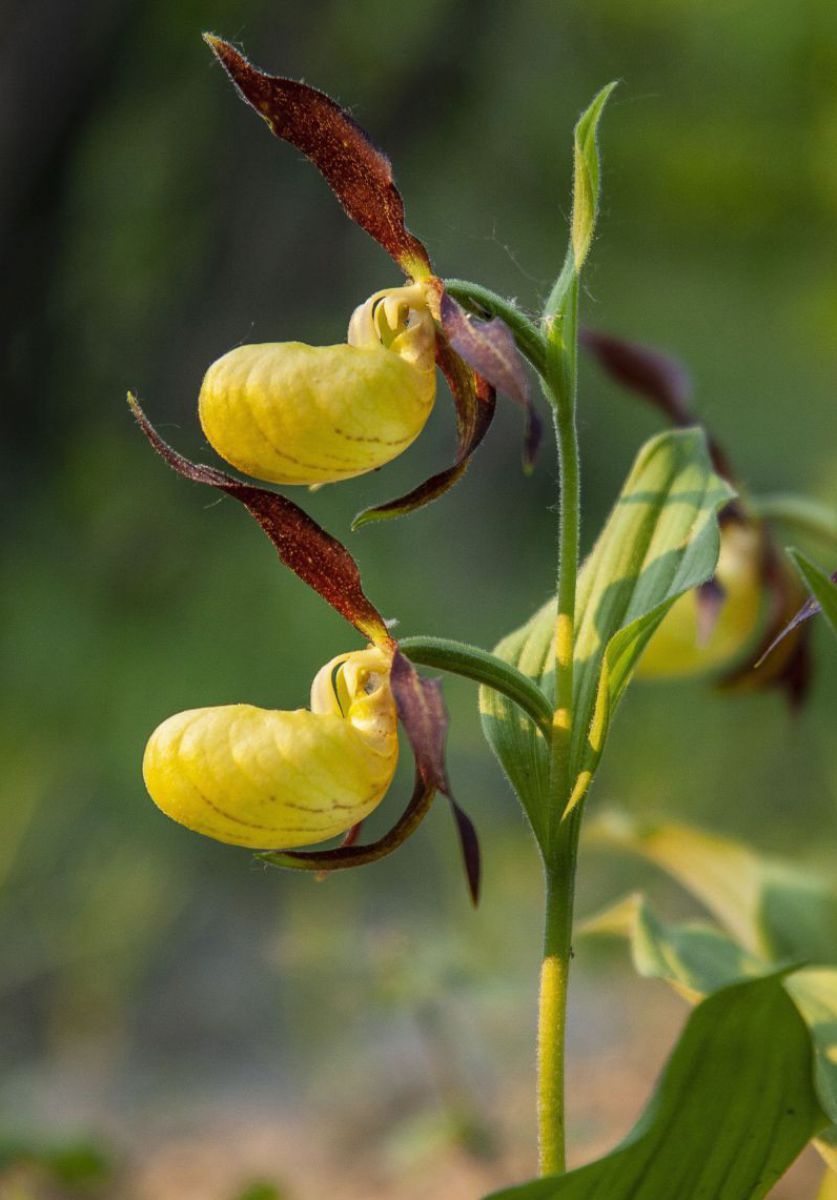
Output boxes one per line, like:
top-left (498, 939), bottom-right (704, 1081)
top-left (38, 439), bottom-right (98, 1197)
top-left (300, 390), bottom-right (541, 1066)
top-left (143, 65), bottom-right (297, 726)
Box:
top-left (2, 0), bottom-right (836, 1195)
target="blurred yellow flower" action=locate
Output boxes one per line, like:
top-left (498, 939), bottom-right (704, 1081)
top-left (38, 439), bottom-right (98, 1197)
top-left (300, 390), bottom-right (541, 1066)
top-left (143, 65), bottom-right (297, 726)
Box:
top-left (198, 283), bottom-right (436, 485)
top-left (143, 645), bottom-right (399, 848)
top-left (637, 521), bottom-right (765, 679)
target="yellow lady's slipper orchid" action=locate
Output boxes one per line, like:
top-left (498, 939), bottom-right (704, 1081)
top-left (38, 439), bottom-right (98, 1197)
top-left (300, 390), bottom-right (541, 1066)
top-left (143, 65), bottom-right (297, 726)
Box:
top-left (637, 521), bottom-right (765, 679)
top-left (198, 283), bottom-right (437, 486)
top-left (143, 646), bottom-right (399, 848)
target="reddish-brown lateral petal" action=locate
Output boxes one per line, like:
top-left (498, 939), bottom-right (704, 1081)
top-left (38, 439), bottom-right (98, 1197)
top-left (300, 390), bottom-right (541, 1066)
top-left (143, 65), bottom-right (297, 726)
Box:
top-left (695, 577), bottom-right (726, 647)
top-left (720, 538), bottom-right (813, 709)
top-left (204, 35), bottom-right (432, 280)
top-left (440, 290), bottom-right (542, 471)
top-left (390, 649), bottom-right (450, 794)
top-left (448, 798), bottom-right (481, 906)
top-left (260, 769), bottom-right (435, 873)
top-left (391, 648), bottom-right (482, 904)
top-left (752, 565), bottom-right (837, 673)
top-left (581, 328), bottom-right (735, 481)
top-left (352, 335), bottom-right (496, 527)
top-left (129, 394), bottom-right (389, 645)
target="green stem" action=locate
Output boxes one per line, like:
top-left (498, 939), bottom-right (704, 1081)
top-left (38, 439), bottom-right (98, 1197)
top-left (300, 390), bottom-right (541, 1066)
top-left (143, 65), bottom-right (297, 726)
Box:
top-left (442, 278), bottom-right (548, 376)
top-left (538, 808), bottom-right (582, 1176)
top-left (545, 273), bottom-right (581, 845)
top-left (538, 269), bottom-right (583, 1176)
top-left (398, 635), bottom-right (553, 740)
top-left (748, 493), bottom-right (837, 548)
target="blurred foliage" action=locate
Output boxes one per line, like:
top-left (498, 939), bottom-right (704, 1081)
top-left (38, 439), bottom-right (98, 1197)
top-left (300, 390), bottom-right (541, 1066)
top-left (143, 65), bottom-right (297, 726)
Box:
top-left (1, 0), bottom-right (836, 1187)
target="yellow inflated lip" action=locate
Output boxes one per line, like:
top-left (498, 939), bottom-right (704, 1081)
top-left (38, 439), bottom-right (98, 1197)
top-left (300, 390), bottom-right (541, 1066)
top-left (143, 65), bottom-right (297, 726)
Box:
top-left (143, 646), bottom-right (399, 850)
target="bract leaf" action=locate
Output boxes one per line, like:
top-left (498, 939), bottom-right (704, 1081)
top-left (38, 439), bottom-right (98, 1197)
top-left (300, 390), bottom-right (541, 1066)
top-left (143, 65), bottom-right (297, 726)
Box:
top-left (353, 335), bottom-right (495, 527)
top-left (479, 599), bottom-right (555, 851)
top-left (439, 290), bottom-right (541, 471)
top-left (542, 83), bottom-right (616, 399)
top-left (588, 813), bottom-right (837, 965)
top-left (580, 891), bottom-right (765, 1001)
top-left (129, 394), bottom-right (389, 644)
top-left (569, 82), bottom-right (618, 275)
top-left (481, 429), bottom-right (732, 843)
top-left (204, 35), bottom-right (431, 279)
top-left (486, 975), bottom-right (826, 1200)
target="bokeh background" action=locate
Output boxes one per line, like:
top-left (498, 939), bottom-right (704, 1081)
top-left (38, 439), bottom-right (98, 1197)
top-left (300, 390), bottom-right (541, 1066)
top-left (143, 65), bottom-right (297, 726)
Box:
top-left (2, 1), bottom-right (836, 1196)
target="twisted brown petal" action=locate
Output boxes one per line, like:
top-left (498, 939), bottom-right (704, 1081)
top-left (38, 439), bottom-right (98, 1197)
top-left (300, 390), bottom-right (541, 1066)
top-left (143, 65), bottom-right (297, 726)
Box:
top-left (353, 334), bottom-right (496, 527)
top-left (129, 394), bottom-right (389, 645)
top-left (204, 35), bottom-right (431, 280)
top-left (440, 290), bottom-right (541, 471)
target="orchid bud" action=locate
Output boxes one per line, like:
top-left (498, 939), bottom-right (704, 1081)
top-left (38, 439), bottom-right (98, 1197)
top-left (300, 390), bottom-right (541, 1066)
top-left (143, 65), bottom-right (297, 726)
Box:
top-left (143, 646), bottom-right (399, 848)
top-left (637, 522), bottom-right (765, 679)
top-left (198, 283), bottom-right (436, 486)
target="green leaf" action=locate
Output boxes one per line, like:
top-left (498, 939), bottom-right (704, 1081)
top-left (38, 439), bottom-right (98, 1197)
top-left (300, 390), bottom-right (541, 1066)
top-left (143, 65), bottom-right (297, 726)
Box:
top-left (791, 549), bottom-right (837, 639)
top-left (485, 976), bottom-right (826, 1200)
top-left (480, 430), bottom-right (732, 848)
top-left (588, 813), bottom-right (837, 965)
top-left (580, 891), bottom-right (765, 999)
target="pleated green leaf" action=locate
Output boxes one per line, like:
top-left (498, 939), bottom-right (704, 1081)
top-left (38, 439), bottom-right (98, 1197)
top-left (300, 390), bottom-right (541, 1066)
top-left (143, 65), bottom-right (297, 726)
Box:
top-left (480, 430), bottom-right (732, 849)
top-left (486, 975), bottom-right (826, 1200)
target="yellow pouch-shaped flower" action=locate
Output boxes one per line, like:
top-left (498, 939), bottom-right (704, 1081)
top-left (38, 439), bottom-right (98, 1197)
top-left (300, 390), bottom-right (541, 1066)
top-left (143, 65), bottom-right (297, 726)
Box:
top-left (143, 646), bottom-right (398, 849)
top-left (637, 522), bottom-right (765, 679)
top-left (198, 284), bottom-right (436, 485)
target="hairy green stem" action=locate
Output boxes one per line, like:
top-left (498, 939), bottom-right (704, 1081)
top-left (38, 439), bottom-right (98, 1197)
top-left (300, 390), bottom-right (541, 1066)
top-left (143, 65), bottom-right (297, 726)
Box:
top-left (444, 273), bottom-right (584, 1175)
top-left (398, 635), bottom-right (553, 740)
top-left (538, 269), bottom-right (583, 1175)
top-left (538, 808), bottom-right (582, 1176)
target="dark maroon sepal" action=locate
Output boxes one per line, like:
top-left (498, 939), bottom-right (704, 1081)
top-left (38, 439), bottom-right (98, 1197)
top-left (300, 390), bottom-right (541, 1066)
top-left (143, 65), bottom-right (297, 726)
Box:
top-left (129, 394), bottom-right (390, 645)
top-left (204, 35), bottom-right (431, 279)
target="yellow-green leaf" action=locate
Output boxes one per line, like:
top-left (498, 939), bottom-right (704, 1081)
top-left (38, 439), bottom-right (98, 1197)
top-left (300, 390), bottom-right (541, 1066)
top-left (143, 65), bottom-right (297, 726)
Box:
top-left (580, 891), bottom-right (765, 1000)
top-left (589, 813), bottom-right (837, 964)
top-left (481, 430), bottom-right (732, 849)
